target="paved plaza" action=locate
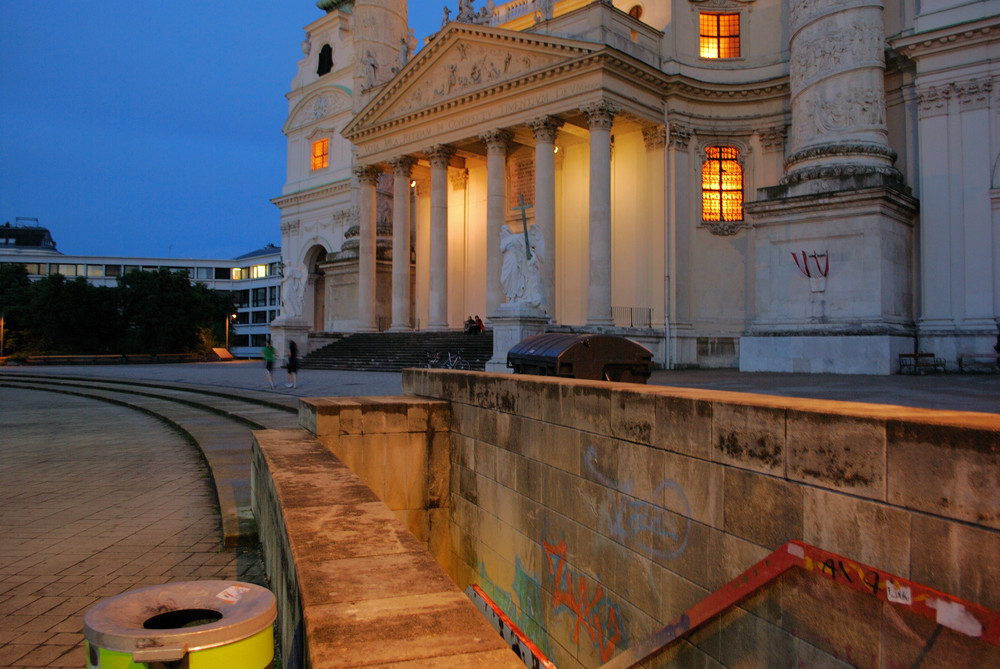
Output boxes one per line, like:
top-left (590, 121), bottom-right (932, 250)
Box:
top-left (0, 362), bottom-right (996, 667)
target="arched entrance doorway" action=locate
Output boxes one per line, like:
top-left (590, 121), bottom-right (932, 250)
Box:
top-left (303, 245), bottom-right (328, 333)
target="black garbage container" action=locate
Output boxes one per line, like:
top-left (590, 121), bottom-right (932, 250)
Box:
top-left (506, 333), bottom-right (653, 383)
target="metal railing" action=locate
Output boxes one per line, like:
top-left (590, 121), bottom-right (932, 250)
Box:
top-left (600, 540), bottom-right (1000, 668)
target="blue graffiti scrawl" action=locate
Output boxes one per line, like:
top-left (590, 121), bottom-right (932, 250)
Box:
top-left (585, 445), bottom-right (691, 560)
top-left (479, 558), bottom-right (553, 658)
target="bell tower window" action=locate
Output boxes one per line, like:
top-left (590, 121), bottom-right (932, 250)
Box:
top-left (317, 44), bottom-right (333, 76)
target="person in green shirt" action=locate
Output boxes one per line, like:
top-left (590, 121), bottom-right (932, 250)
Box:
top-left (262, 339), bottom-right (276, 389)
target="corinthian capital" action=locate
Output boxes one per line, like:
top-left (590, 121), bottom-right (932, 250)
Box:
top-left (479, 128), bottom-right (514, 154)
top-left (529, 116), bottom-right (564, 144)
top-left (581, 100), bottom-right (619, 131)
top-left (424, 144), bottom-right (457, 168)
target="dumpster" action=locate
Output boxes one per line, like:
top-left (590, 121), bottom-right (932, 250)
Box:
top-left (506, 333), bottom-right (653, 383)
top-left (83, 580), bottom-right (275, 668)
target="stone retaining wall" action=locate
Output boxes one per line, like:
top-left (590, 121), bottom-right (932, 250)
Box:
top-left (251, 399), bottom-right (524, 669)
top-left (402, 369), bottom-right (1000, 668)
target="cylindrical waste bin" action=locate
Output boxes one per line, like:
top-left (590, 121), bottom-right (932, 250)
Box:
top-left (83, 580), bottom-right (276, 668)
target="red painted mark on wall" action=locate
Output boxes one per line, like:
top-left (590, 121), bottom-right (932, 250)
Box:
top-left (543, 538), bottom-right (626, 662)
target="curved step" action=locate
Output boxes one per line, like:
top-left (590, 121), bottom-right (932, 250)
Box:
top-left (0, 375), bottom-right (298, 548)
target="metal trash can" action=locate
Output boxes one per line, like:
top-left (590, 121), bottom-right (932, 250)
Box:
top-left (506, 333), bottom-right (653, 383)
top-left (83, 580), bottom-right (276, 668)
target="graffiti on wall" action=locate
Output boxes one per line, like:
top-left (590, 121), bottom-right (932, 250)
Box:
top-left (584, 446), bottom-right (692, 560)
top-left (543, 537), bottom-right (627, 663)
top-left (478, 558), bottom-right (554, 658)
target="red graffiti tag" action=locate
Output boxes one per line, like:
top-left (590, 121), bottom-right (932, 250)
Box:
top-left (543, 538), bottom-right (624, 662)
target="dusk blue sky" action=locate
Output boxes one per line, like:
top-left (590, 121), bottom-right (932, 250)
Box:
top-left (1, 2), bottom-right (444, 260)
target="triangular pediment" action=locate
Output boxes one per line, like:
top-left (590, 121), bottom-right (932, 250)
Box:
top-left (344, 23), bottom-right (599, 139)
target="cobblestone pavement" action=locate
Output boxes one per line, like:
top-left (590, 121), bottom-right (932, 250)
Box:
top-left (0, 387), bottom-right (263, 668)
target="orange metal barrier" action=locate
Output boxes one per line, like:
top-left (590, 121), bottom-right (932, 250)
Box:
top-left (601, 540), bottom-right (1000, 669)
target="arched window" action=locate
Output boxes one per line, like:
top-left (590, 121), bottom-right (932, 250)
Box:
top-left (628, 5), bottom-right (642, 20)
top-left (317, 44), bottom-right (333, 76)
top-left (702, 147), bottom-right (743, 222)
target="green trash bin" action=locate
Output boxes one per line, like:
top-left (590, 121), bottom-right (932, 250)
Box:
top-left (83, 580), bottom-right (275, 668)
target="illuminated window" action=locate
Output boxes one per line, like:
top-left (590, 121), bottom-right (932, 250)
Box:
top-left (699, 13), bottom-right (740, 59)
top-left (702, 147), bottom-right (743, 222)
top-left (250, 264), bottom-right (268, 279)
top-left (311, 138), bottom-right (329, 170)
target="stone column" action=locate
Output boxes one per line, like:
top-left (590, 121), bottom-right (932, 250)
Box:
top-left (480, 129), bottom-right (513, 319)
top-left (355, 165), bottom-right (380, 332)
top-left (529, 116), bottom-right (563, 320)
top-left (582, 100), bottom-right (617, 326)
top-left (784, 0), bottom-right (899, 184)
top-left (389, 156), bottom-right (415, 331)
top-left (425, 145), bottom-right (456, 330)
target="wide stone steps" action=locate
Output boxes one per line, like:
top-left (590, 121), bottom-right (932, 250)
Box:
top-left (302, 330), bottom-right (494, 371)
top-left (0, 374), bottom-right (300, 548)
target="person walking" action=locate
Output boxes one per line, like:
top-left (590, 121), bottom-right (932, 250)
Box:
top-left (262, 339), bottom-right (276, 388)
top-left (285, 339), bottom-right (299, 389)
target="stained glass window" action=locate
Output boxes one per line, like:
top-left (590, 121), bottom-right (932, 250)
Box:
top-left (702, 147), bottom-right (743, 222)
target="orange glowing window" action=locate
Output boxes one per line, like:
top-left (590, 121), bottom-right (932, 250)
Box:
top-left (311, 138), bottom-right (329, 170)
top-left (699, 13), bottom-right (740, 59)
top-left (702, 147), bottom-right (743, 222)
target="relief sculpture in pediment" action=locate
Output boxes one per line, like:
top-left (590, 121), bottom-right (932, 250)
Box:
top-left (390, 41), bottom-right (567, 117)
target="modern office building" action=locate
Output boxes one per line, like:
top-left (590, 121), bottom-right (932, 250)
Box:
top-left (0, 221), bottom-right (282, 358)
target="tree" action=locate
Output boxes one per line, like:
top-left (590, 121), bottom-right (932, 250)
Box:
top-left (0, 263), bottom-right (31, 355)
top-left (118, 269), bottom-right (232, 354)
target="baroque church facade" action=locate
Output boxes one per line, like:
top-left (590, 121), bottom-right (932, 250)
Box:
top-left (272, 0), bottom-right (1000, 374)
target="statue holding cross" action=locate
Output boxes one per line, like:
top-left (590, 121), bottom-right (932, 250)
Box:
top-left (500, 194), bottom-right (545, 309)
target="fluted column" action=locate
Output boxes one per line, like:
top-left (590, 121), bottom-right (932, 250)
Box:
top-left (582, 100), bottom-right (617, 326)
top-left (389, 156), bottom-right (415, 331)
top-left (425, 145), bottom-right (455, 330)
top-left (530, 116), bottom-right (563, 319)
top-left (480, 129), bottom-right (513, 318)
top-left (355, 165), bottom-right (380, 332)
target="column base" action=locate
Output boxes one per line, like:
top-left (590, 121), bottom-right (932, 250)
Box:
top-left (485, 303), bottom-right (549, 373)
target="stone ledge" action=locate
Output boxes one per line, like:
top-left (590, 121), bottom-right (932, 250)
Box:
top-left (251, 428), bottom-right (522, 669)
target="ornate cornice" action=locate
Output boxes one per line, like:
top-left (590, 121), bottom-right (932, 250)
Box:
top-left (785, 142), bottom-right (898, 168)
top-left (782, 163), bottom-right (904, 185)
top-left (271, 180), bottom-right (351, 209)
top-left (892, 17), bottom-right (1000, 59)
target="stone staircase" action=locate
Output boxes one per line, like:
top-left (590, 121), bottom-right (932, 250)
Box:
top-left (301, 330), bottom-right (494, 371)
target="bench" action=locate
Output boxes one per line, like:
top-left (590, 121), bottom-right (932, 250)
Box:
top-left (898, 352), bottom-right (945, 374)
top-left (958, 352), bottom-right (1000, 373)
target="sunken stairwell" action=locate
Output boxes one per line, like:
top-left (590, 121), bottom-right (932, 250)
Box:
top-left (301, 330), bottom-right (494, 372)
